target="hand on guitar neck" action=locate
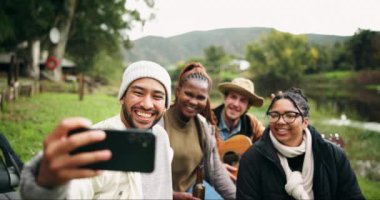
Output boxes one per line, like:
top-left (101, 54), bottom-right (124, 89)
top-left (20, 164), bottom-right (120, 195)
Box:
top-left (218, 135), bottom-right (252, 181)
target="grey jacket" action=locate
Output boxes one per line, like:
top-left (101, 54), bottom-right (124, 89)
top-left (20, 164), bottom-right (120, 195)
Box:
top-left (158, 114), bottom-right (236, 199)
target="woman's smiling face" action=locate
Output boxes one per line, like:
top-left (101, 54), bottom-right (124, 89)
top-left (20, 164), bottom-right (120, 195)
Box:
top-left (268, 99), bottom-right (308, 147)
top-left (175, 78), bottom-right (209, 121)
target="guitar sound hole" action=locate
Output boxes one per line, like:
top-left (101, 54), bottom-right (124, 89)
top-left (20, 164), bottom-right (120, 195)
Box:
top-left (223, 152), bottom-right (239, 166)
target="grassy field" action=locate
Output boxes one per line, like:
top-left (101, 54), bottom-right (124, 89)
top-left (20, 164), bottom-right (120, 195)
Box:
top-left (0, 92), bottom-right (120, 161)
top-left (1, 91), bottom-right (380, 198)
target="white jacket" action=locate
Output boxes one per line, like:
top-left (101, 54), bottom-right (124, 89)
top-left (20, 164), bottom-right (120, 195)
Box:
top-left (20, 115), bottom-right (173, 199)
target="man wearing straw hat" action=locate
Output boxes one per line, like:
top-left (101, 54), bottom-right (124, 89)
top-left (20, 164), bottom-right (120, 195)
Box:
top-left (214, 77), bottom-right (265, 141)
top-left (213, 77), bottom-right (265, 180)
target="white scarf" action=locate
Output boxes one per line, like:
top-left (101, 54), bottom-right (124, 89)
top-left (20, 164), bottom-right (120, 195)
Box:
top-left (269, 128), bottom-right (314, 200)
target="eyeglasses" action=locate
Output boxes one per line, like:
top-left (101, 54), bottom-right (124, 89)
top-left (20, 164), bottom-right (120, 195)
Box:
top-left (267, 111), bottom-right (303, 124)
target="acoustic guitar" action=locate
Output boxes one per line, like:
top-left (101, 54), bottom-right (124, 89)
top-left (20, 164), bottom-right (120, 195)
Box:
top-left (218, 135), bottom-right (252, 178)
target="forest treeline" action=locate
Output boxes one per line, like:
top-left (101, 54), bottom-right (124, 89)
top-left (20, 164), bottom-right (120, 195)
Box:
top-left (165, 29), bottom-right (379, 94)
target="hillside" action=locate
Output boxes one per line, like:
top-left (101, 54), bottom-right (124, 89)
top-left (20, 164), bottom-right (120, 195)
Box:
top-left (123, 27), bottom-right (350, 66)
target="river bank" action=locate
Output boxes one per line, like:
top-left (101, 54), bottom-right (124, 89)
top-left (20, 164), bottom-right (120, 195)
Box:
top-left (324, 116), bottom-right (380, 133)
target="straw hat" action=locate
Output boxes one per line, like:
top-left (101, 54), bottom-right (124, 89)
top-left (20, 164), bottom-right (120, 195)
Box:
top-left (218, 77), bottom-right (264, 107)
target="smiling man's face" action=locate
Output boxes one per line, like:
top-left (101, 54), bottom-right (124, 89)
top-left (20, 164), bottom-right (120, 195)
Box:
top-left (120, 78), bottom-right (166, 129)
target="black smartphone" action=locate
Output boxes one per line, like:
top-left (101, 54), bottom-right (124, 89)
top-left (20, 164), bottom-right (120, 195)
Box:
top-left (68, 128), bottom-right (155, 173)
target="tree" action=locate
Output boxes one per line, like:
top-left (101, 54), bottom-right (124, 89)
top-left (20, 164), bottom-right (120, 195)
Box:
top-left (66, 0), bottom-right (153, 72)
top-left (245, 30), bottom-right (317, 94)
top-left (305, 42), bottom-right (352, 73)
top-left (348, 29), bottom-right (380, 70)
top-left (47, 0), bottom-right (76, 81)
top-left (330, 42), bottom-right (353, 71)
top-left (204, 45), bottom-right (227, 73)
top-left (0, 0), bottom-right (154, 81)
top-left (203, 45), bottom-right (231, 85)
top-left (0, 0), bottom-right (63, 80)
top-left (50, 0), bottom-right (154, 81)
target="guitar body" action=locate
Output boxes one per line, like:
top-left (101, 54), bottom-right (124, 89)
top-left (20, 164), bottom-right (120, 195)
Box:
top-left (218, 135), bottom-right (252, 177)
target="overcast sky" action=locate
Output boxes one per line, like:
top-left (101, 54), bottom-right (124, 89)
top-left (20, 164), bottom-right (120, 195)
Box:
top-left (126, 0), bottom-right (380, 40)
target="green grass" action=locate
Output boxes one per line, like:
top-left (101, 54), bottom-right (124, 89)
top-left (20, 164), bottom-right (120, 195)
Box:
top-left (306, 70), bottom-right (380, 87)
top-left (0, 92), bottom-right (120, 161)
top-left (323, 70), bottom-right (353, 80)
top-left (307, 70), bottom-right (353, 84)
top-left (358, 176), bottom-right (380, 199)
top-left (366, 84), bottom-right (380, 90)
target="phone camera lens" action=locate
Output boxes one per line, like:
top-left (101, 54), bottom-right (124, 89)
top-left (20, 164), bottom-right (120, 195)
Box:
top-left (142, 142), bottom-right (147, 148)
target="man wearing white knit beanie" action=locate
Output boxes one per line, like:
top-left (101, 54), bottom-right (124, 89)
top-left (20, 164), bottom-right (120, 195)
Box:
top-left (19, 60), bottom-right (173, 199)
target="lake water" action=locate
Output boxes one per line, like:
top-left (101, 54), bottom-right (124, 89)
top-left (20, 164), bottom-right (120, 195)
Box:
top-left (305, 86), bottom-right (380, 123)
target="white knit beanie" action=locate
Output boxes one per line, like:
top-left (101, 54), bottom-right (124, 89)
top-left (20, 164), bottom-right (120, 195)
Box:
top-left (118, 60), bottom-right (171, 109)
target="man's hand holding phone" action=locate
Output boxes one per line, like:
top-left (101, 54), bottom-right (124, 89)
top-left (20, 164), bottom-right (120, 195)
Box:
top-left (68, 127), bottom-right (156, 173)
top-left (37, 117), bottom-right (112, 188)
top-left (37, 117), bottom-right (156, 188)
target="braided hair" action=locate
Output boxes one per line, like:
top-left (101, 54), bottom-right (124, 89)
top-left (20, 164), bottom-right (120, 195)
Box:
top-left (174, 62), bottom-right (217, 126)
top-left (267, 87), bottom-right (310, 118)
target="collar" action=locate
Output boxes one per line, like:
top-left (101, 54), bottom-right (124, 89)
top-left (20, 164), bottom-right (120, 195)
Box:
top-left (167, 106), bottom-right (194, 129)
top-left (218, 111), bottom-right (242, 140)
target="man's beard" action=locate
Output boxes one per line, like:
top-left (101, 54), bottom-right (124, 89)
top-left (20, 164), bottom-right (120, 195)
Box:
top-left (122, 103), bottom-right (162, 129)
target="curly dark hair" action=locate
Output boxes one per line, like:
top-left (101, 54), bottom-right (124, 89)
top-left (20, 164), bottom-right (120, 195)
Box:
top-left (266, 87), bottom-right (310, 117)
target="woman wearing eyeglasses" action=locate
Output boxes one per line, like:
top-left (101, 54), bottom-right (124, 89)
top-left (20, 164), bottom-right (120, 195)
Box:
top-left (236, 87), bottom-right (364, 200)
